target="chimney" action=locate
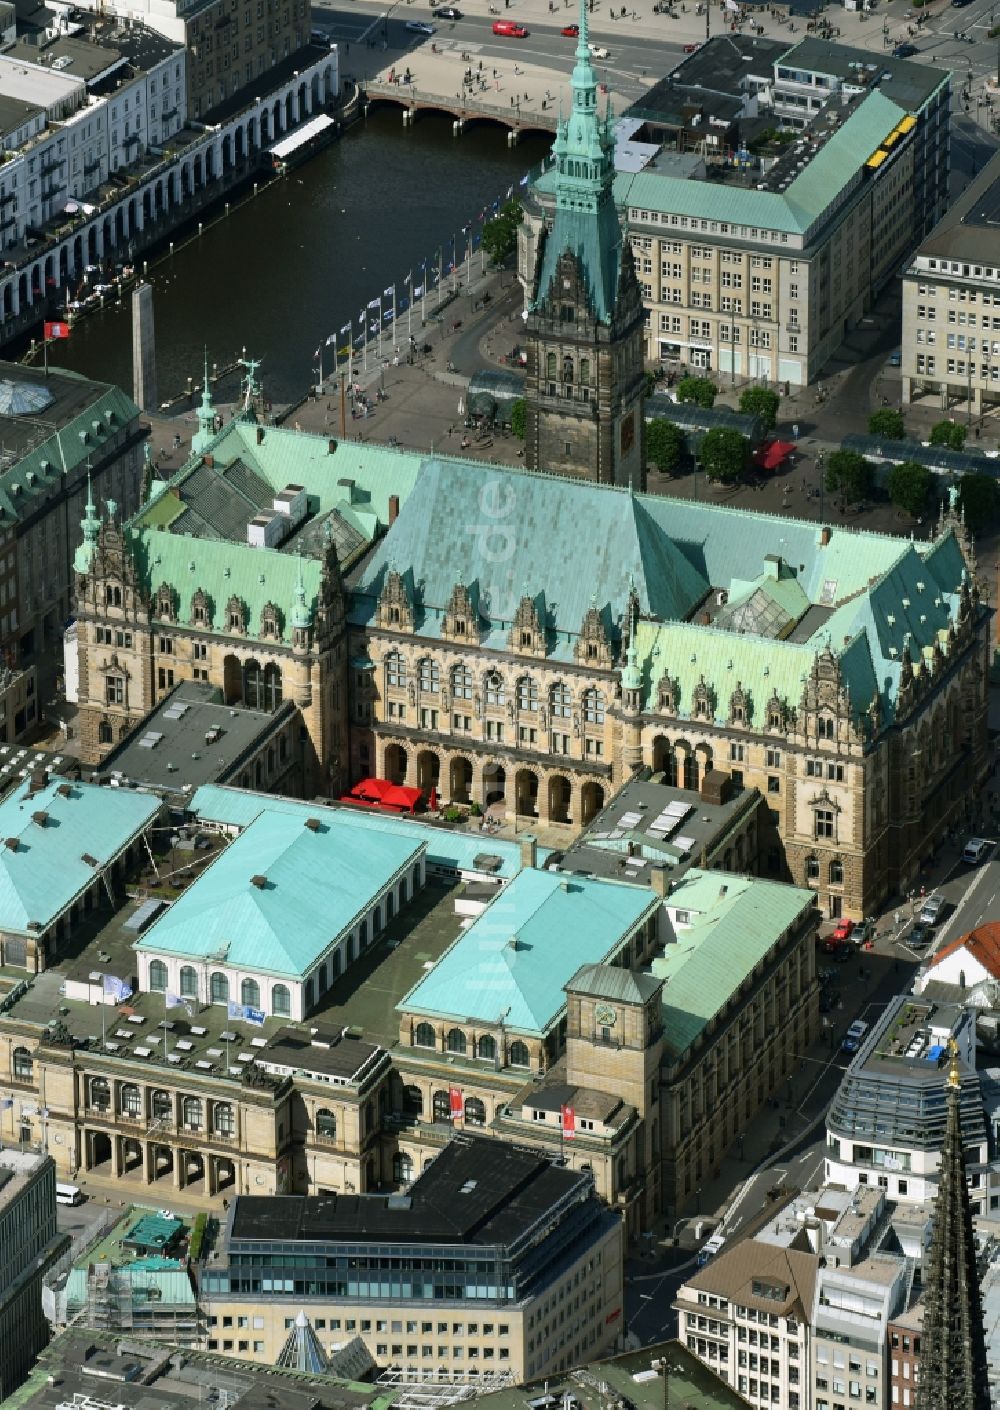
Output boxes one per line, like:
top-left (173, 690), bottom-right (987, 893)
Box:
top-left (820, 526), bottom-right (831, 546)
top-left (256, 426), bottom-right (265, 446)
top-left (202, 454), bottom-right (214, 468)
top-left (328, 438), bottom-right (337, 454)
top-left (649, 865), bottom-right (671, 898)
top-left (304, 817), bottom-right (322, 832)
top-left (389, 494), bottom-right (400, 525)
top-left (520, 834), bottom-right (537, 870)
top-left (250, 873), bottom-right (267, 889)
top-left (169, 485), bottom-right (181, 499)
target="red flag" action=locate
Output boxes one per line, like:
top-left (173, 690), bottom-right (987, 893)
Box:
top-left (449, 1087), bottom-right (463, 1121)
top-left (44, 321), bottom-right (70, 340)
top-left (561, 1104), bottom-right (575, 1140)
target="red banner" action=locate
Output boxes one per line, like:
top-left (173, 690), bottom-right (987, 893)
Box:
top-left (561, 1103), bottom-right (575, 1140)
top-left (449, 1087), bottom-right (463, 1121)
top-left (44, 321), bottom-right (70, 340)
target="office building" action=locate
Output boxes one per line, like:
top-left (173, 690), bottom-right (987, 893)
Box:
top-left (0, 1149), bottom-right (68, 1399)
top-left (199, 1133), bottom-right (624, 1383)
top-left (901, 150), bottom-right (1000, 417)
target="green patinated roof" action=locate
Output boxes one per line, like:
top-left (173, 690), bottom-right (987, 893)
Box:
top-left (398, 869), bottom-right (657, 1036)
top-left (136, 805), bottom-right (424, 979)
top-left (652, 870), bottom-right (814, 1056)
top-left (0, 777), bottom-right (159, 936)
top-left (131, 525), bottom-right (325, 643)
top-left (618, 88), bottom-right (907, 240)
top-left (0, 375), bottom-right (138, 526)
top-left (350, 460), bottom-right (710, 659)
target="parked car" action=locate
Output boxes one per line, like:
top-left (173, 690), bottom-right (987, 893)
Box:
top-left (841, 1019), bottom-right (869, 1055)
top-left (682, 41), bottom-right (699, 51)
top-left (962, 837), bottom-right (992, 865)
top-left (907, 921), bottom-right (933, 949)
top-left (561, 22), bottom-right (579, 34)
top-left (887, 347), bottom-right (902, 366)
top-left (588, 41), bottom-right (609, 57)
top-left (697, 1232), bottom-right (726, 1267)
top-left (918, 892), bottom-right (947, 926)
top-left (892, 41), bottom-right (917, 56)
top-left (432, 5), bottom-right (463, 16)
top-left (854, 918), bottom-right (876, 948)
top-left (405, 20), bottom-right (435, 34)
top-left (493, 19), bottom-right (528, 35)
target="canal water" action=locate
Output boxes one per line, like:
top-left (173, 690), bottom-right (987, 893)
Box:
top-left (52, 109), bottom-right (550, 406)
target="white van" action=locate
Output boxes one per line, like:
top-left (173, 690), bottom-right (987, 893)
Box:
top-left (55, 1182), bottom-right (84, 1206)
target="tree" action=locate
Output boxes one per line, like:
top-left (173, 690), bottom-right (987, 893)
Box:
top-left (646, 418), bottom-right (685, 476)
top-left (510, 398), bottom-right (526, 441)
top-left (868, 407), bottom-right (905, 439)
top-left (676, 375), bottom-right (717, 409)
top-left (958, 474), bottom-right (998, 531)
top-left (825, 450), bottom-right (874, 506)
top-left (481, 199), bottom-right (523, 266)
top-left (739, 385), bottom-right (780, 431)
top-left (699, 428), bottom-right (747, 484)
top-left (888, 460), bottom-right (934, 519)
top-left (930, 419), bottom-right (967, 451)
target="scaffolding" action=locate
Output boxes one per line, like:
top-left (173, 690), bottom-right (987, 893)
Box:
top-left (376, 1367), bottom-right (516, 1410)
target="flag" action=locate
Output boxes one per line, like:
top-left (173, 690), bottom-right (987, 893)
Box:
top-left (384, 284), bottom-right (394, 299)
top-left (227, 999), bottom-right (247, 1021)
top-left (103, 974), bottom-right (132, 1003)
top-left (519, 173), bottom-right (530, 186)
top-left (165, 991), bottom-right (185, 1010)
top-left (325, 332), bottom-right (337, 346)
top-left (44, 321), bottom-right (69, 339)
top-left (340, 322), bottom-right (351, 335)
top-left (414, 283), bottom-right (424, 297)
top-left (312, 347), bottom-right (320, 361)
top-left (367, 297), bottom-right (380, 310)
top-left (561, 1104), bottom-right (576, 1140)
top-left (506, 184), bottom-right (513, 198)
top-left (449, 1087), bottom-right (463, 1121)
top-left (245, 1005), bottom-right (266, 1027)
top-left (0, 1098), bottom-right (12, 1111)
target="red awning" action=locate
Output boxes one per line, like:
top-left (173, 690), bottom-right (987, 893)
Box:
top-left (753, 439), bottom-right (796, 471)
top-left (343, 778), bottom-right (423, 813)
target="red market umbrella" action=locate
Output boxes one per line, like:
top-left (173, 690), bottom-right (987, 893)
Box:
top-left (753, 439), bottom-right (796, 471)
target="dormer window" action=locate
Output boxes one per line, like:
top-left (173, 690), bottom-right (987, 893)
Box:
top-left (454, 618), bottom-right (466, 635)
top-left (389, 606), bottom-right (400, 624)
top-left (520, 630), bottom-right (532, 647)
top-left (818, 715), bottom-right (835, 740)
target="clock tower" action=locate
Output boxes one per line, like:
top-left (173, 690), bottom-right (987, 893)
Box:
top-left (522, 0), bottom-right (646, 487)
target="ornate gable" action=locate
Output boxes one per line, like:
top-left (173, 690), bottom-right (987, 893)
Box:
top-left (508, 592), bottom-right (546, 657)
top-left (441, 583), bottom-right (478, 643)
top-left (376, 569), bottom-right (414, 633)
top-left (575, 600), bottom-right (612, 668)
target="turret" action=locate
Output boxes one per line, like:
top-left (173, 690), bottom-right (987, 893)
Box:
top-left (73, 474), bottom-right (101, 577)
top-left (192, 349), bottom-right (217, 455)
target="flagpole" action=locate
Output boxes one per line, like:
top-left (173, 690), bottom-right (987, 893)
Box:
top-left (392, 285), bottom-right (398, 350)
top-left (377, 296), bottom-right (383, 362)
top-left (363, 311), bottom-right (368, 373)
top-left (437, 247), bottom-right (443, 313)
top-left (407, 275), bottom-right (412, 345)
top-left (451, 235), bottom-right (458, 296)
top-left (421, 264), bottom-right (427, 325)
top-left (348, 322), bottom-right (353, 385)
top-left (43, 331), bottom-right (48, 380)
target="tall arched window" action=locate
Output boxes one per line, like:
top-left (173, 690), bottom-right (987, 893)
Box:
top-left (583, 688), bottom-right (605, 724)
top-left (580, 357), bottom-right (591, 385)
top-left (12, 1046), bottom-right (32, 1082)
top-left (386, 651), bottom-right (406, 690)
top-left (509, 1040), bottom-right (530, 1069)
top-left (415, 1022), bottom-right (436, 1048)
top-left (119, 1083), bottom-right (141, 1117)
top-left (272, 983), bottom-right (291, 1017)
top-left (316, 1108), bottom-right (337, 1138)
top-left (550, 683), bottom-right (572, 719)
top-left (432, 1090), bottom-right (451, 1122)
top-left (182, 1096), bottom-right (202, 1129)
top-left (446, 1027), bottom-right (467, 1055)
top-left (477, 1034), bottom-right (497, 1062)
top-left (451, 663), bottom-right (473, 700)
top-left (404, 1085), bottom-right (423, 1115)
top-left (829, 859), bottom-right (844, 885)
top-left (148, 959), bottom-right (168, 992)
top-left (89, 1076), bottom-right (110, 1109)
top-left (546, 352), bottom-right (557, 381)
top-left (151, 1089), bottom-right (172, 1121)
top-left (241, 978), bottom-right (260, 1009)
top-left (418, 658), bottom-right (440, 694)
top-left (213, 1102), bottom-right (235, 1136)
top-left (393, 1151), bottom-right (414, 1184)
top-left (465, 1097), bottom-right (486, 1127)
top-left (484, 672), bottom-right (505, 708)
top-left (805, 856), bottom-right (819, 881)
top-left (179, 965), bottom-right (198, 999)
top-left (210, 971), bottom-right (229, 1005)
top-left (517, 677), bottom-right (538, 713)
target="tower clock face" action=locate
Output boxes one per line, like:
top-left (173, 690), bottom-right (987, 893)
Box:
top-left (594, 1002), bottom-right (617, 1027)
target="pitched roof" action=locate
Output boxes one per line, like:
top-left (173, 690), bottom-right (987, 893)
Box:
top-left (567, 963), bottom-right (664, 1006)
top-left (652, 872), bottom-right (814, 1056)
top-left (136, 808), bottom-right (424, 978)
top-left (687, 1240), bottom-right (820, 1321)
top-left (0, 778), bottom-right (159, 936)
top-left (398, 870), bottom-right (657, 1035)
top-left (930, 924), bottom-right (1000, 982)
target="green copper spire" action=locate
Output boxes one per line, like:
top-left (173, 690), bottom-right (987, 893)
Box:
top-left (291, 551), bottom-right (311, 631)
top-left (73, 472), bottom-right (101, 575)
top-left (621, 590), bottom-right (641, 692)
top-left (192, 349), bottom-right (216, 455)
top-left (532, 0), bottom-right (620, 321)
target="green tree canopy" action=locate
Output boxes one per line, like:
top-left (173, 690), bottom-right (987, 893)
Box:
top-left (510, 398), bottom-right (526, 441)
top-left (958, 474), bottom-right (998, 531)
top-left (481, 200), bottom-right (523, 266)
top-left (700, 427), bottom-right (747, 484)
top-left (646, 418), bottom-right (686, 475)
top-left (868, 407), bottom-right (905, 439)
top-left (739, 385), bottom-right (780, 431)
top-left (825, 450), bottom-right (874, 505)
top-left (888, 460), bottom-right (934, 519)
top-left (929, 420), bottom-right (967, 451)
top-left (676, 375), bottom-right (718, 409)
